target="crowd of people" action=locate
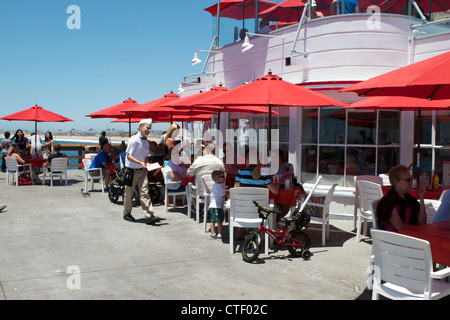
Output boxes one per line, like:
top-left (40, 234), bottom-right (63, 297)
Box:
top-left (1, 129), bottom-right (60, 178)
top-left (2, 121), bottom-right (448, 236)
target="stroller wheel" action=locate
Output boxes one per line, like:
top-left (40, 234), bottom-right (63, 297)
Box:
top-left (108, 187), bottom-right (120, 203)
top-left (122, 186), bottom-right (140, 207)
top-left (148, 183), bottom-right (161, 203)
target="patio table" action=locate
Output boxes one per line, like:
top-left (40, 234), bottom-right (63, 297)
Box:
top-left (398, 222), bottom-right (450, 266)
top-left (269, 186), bottom-right (303, 205)
top-left (382, 186), bottom-right (449, 200)
top-left (24, 158), bottom-right (47, 183)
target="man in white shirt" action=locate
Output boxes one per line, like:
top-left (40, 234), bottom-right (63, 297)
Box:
top-left (123, 118), bottom-right (159, 224)
top-left (30, 133), bottom-right (42, 153)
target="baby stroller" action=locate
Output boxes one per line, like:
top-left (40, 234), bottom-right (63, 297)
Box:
top-left (108, 166), bottom-right (140, 206)
top-left (108, 165), bottom-right (162, 206)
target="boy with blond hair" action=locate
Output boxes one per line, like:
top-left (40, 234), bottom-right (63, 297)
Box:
top-left (208, 170), bottom-right (227, 240)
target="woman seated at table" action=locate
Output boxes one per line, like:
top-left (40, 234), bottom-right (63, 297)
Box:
top-left (376, 164), bottom-right (426, 231)
top-left (162, 144), bottom-right (188, 206)
top-left (6, 143), bottom-right (30, 175)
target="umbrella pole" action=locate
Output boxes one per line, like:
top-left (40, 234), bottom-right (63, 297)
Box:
top-left (218, 110), bottom-right (221, 131)
top-left (269, 104), bottom-right (272, 153)
top-left (129, 115), bottom-right (132, 138)
top-left (416, 108), bottom-right (422, 177)
top-left (34, 121), bottom-right (38, 154)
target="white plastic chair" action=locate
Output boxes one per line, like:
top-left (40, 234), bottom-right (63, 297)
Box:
top-left (162, 166), bottom-right (188, 213)
top-left (187, 174), bottom-right (209, 222)
top-left (423, 200), bottom-right (441, 223)
top-left (370, 199), bottom-right (380, 231)
top-left (354, 175), bottom-right (383, 229)
top-left (201, 174), bottom-right (216, 233)
top-left (367, 198), bottom-right (381, 285)
top-left (371, 229), bottom-right (450, 300)
top-left (84, 153), bottom-right (97, 161)
top-left (356, 180), bottom-right (383, 242)
top-left (5, 157), bottom-right (32, 186)
top-left (42, 157), bottom-right (68, 186)
top-left (297, 184), bottom-right (337, 246)
top-left (229, 187), bottom-right (269, 255)
top-left (378, 173), bottom-right (390, 186)
top-left (82, 158), bottom-right (104, 193)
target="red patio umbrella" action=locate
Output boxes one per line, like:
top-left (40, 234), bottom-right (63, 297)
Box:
top-left (119, 92), bottom-right (197, 124)
top-left (86, 97), bottom-right (141, 137)
top-left (205, 0), bottom-right (277, 28)
top-left (0, 104), bottom-right (74, 152)
top-left (161, 84), bottom-right (279, 130)
top-left (198, 71), bottom-right (347, 148)
top-left (112, 114), bottom-right (213, 124)
top-left (259, 0), bottom-right (306, 23)
top-left (199, 72), bottom-right (347, 107)
top-left (86, 97), bottom-right (140, 118)
top-left (344, 96), bottom-right (450, 174)
top-left (340, 50), bottom-right (450, 100)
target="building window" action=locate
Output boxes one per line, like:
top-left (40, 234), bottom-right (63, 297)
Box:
top-left (300, 108), bottom-right (401, 187)
top-left (413, 110), bottom-right (450, 184)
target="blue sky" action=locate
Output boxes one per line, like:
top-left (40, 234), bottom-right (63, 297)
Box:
top-left (0, 0), bottom-right (216, 133)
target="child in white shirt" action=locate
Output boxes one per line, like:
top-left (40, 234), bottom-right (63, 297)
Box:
top-left (208, 170), bottom-right (227, 240)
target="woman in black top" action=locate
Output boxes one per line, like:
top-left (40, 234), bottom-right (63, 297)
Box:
top-left (376, 164), bottom-right (426, 231)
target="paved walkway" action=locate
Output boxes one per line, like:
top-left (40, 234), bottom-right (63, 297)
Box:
top-left (0, 170), bottom-right (373, 300)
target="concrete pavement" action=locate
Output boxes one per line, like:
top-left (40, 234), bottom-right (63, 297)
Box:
top-left (0, 170), bottom-right (373, 300)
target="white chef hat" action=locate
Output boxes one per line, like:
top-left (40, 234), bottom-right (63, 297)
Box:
top-left (139, 118), bottom-right (153, 126)
top-left (311, 0), bottom-right (317, 6)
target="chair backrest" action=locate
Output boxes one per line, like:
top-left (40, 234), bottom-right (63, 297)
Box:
top-left (84, 153), bottom-right (97, 161)
top-left (378, 173), bottom-right (390, 186)
top-left (229, 187), bottom-right (269, 221)
top-left (371, 229), bottom-right (433, 296)
top-left (357, 180), bottom-right (383, 213)
top-left (201, 174), bottom-right (215, 195)
top-left (82, 158), bottom-right (92, 170)
top-left (323, 184), bottom-right (338, 207)
top-left (370, 198), bottom-right (380, 229)
top-left (5, 157), bottom-right (19, 171)
top-left (355, 175), bottom-right (383, 193)
top-left (50, 157), bottom-right (68, 172)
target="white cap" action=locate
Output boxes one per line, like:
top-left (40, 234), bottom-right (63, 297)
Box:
top-left (139, 118), bottom-right (153, 126)
top-left (311, 0), bottom-right (317, 6)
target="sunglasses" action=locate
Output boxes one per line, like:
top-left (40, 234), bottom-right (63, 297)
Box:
top-left (399, 178), bottom-right (413, 182)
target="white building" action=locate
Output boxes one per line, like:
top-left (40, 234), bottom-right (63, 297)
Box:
top-left (179, 0), bottom-right (450, 218)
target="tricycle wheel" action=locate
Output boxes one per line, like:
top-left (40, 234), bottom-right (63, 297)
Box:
top-left (287, 231), bottom-right (310, 257)
top-left (302, 250), bottom-right (312, 260)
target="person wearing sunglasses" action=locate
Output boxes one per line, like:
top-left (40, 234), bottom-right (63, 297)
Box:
top-left (376, 164), bottom-right (426, 231)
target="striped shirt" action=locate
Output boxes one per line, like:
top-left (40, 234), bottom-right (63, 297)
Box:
top-left (235, 165), bottom-right (272, 188)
